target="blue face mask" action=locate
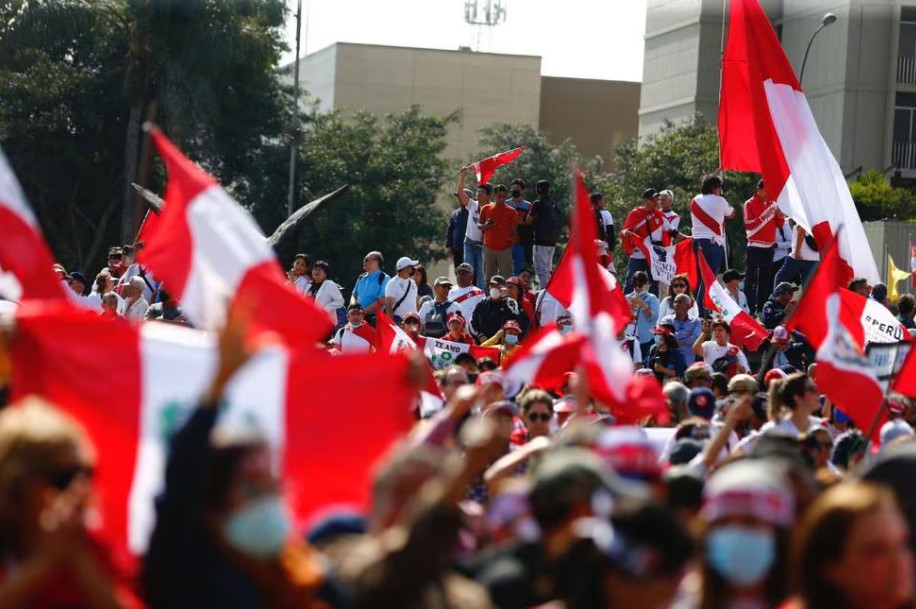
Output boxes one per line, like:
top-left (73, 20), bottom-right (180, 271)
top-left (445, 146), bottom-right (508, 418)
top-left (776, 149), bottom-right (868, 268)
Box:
top-left (738, 281), bottom-right (746, 292)
top-left (559, 324), bottom-right (572, 335)
top-left (505, 334), bottom-right (519, 345)
top-left (655, 335), bottom-right (665, 345)
top-left (223, 495), bottom-right (291, 560)
top-left (706, 525), bottom-right (775, 587)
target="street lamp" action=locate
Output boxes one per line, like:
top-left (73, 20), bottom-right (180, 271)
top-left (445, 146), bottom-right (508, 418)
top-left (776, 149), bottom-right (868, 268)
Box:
top-left (799, 12), bottom-right (838, 87)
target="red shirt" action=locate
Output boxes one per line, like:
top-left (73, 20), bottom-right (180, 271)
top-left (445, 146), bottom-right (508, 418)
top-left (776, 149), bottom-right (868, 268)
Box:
top-left (743, 194), bottom-right (778, 246)
top-left (622, 206), bottom-right (671, 254)
top-left (479, 202), bottom-right (520, 251)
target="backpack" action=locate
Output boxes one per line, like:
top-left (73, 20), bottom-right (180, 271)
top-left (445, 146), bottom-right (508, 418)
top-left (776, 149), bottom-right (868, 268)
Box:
top-left (536, 198), bottom-right (564, 243)
top-left (712, 353), bottom-right (738, 377)
top-left (423, 300), bottom-right (453, 338)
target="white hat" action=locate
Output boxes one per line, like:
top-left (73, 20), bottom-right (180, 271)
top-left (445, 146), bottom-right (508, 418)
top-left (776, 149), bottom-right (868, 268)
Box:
top-left (395, 256), bottom-right (419, 272)
top-left (702, 460), bottom-right (794, 527)
top-left (880, 419), bottom-right (914, 449)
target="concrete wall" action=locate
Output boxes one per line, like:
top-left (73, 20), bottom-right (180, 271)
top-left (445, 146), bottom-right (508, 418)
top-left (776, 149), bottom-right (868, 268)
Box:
top-left (539, 77), bottom-right (641, 169)
top-left (293, 43), bottom-right (542, 162)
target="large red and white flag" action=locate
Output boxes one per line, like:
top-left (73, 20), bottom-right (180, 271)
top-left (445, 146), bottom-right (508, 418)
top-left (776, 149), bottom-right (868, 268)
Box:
top-left (138, 128), bottom-right (332, 346)
top-left (674, 238), bottom-right (699, 294)
top-left (816, 292), bottom-right (885, 439)
top-left (719, 0), bottom-right (878, 283)
top-left (0, 146), bottom-right (68, 302)
top-left (545, 244), bottom-right (630, 332)
top-left (9, 302), bottom-right (416, 554)
top-left (787, 237), bottom-right (908, 348)
top-left (472, 146), bottom-right (524, 186)
top-left (375, 310), bottom-right (445, 416)
top-left (509, 171), bottom-right (667, 423)
top-left (697, 250), bottom-right (768, 351)
top-left (504, 325), bottom-right (586, 389)
top-left (894, 341), bottom-right (916, 397)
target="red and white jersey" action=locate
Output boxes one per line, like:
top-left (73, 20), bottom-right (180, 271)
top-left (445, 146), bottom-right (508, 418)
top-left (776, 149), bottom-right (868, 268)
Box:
top-left (662, 209), bottom-right (680, 231)
top-left (448, 285), bottom-right (485, 323)
top-left (622, 207), bottom-right (673, 260)
top-left (331, 323), bottom-right (377, 353)
top-left (743, 195), bottom-right (778, 247)
top-left (690, 194), bottom-right (733, 245)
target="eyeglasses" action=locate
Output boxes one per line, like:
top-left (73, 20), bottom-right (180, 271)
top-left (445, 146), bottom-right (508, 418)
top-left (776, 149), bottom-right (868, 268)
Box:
top-left (46, 464), bottom-right (94, 491)
top-left (528, 412), bottom-right (551, 422)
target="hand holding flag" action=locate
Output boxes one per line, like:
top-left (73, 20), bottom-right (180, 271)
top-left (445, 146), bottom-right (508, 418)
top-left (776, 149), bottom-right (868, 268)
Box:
top-left (471, 147), bottom-right (524, 186)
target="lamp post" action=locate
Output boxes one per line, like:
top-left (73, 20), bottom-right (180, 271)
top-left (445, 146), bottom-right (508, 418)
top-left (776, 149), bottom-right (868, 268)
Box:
top-left (799, 12), bottom-right (838, 87)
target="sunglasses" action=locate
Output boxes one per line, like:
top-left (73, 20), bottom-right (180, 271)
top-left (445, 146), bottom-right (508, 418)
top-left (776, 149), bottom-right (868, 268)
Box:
top-left (528, 412), bottom-right (551, 423)
top-left (46, 465), bottom-right (94, 491)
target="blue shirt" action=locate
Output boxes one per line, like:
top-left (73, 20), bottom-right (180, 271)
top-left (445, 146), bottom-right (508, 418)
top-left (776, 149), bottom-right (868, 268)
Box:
top-left (353, 269), bottom-right (389, 309)
top-left (661, 314), bottom-right (702, 366)
top-left (626, 290), bottom-right (659, 344)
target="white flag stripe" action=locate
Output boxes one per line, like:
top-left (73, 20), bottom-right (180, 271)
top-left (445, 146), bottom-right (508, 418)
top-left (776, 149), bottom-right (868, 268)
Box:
top-left (764, 81), bottom-right (879, 283)
top-left (0, 147), bottom-right (38, 227)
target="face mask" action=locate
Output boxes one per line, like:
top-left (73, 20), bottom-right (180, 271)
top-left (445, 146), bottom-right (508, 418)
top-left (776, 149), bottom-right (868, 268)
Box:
top-left (706, 526), bottom-right (775, 587)
top-left (223, 495), bottom-right (291, 560)
top-left (738, 281), bottom-right (745, 292)
top-left (504, 334), bottom-right (518, 345)
top-left (510, 189), bottom-right (521, 198)
top-left (655, 335), bottom-right (665, 345)
top-left (559, 324), bottom-right (572, 335)
top-left (490, 287), bottom-right (502, 300)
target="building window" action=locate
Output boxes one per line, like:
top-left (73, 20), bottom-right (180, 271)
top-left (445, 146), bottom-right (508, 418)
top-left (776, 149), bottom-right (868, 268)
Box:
top-left (893, 93), bottom-right (916, 169)
top-left (899, 8), bottom-right (916, 84)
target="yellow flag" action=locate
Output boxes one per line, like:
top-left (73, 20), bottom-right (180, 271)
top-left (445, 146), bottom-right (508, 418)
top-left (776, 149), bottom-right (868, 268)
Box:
top-left (888, 255), bottom-right (913, 302)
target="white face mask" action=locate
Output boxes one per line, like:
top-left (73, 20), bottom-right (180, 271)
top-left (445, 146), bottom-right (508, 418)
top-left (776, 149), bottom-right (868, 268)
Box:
top-left (223, 495), bottom-right (291, 560)
top-left (489, 287), bottom-right (502, 300)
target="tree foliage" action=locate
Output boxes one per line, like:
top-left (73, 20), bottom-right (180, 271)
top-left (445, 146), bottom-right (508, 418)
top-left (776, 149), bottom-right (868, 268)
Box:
top-left (0, 0), bottom-right (289, 271)
top-left (849, 169), bottom-right (916, 222)
top-left (246, 105), bottom-right (457, 287)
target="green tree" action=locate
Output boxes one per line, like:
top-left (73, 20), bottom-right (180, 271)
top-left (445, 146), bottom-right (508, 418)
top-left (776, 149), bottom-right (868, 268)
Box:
top-left (589, 115), bottom-right (758, 271)
top-left (247, 105), bottom-right (457, 287)
top-left (0, 0), bottom-right (290, 270)
top-left (849, 169), bottom-right (916, 222)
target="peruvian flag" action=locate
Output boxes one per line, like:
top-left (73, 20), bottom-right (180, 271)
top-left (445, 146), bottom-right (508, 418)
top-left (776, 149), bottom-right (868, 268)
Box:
top-left (504, 325), bottom-right (586, 389)
top-left (816, 292), bottom-right (885, 439)
top-left (9, 301), bottom-right (416, 554)
top-left (674, 238), bottom-right (699, 293)
top-left (697, 249), bottom-right (768, 351)
top-left (472, 146), bottom-right (524, 186)
top-left (138, 128), bottom-right (332, 346)
top-left (787, 237), bottom-right (909, 348)
top-left (546, 245), bottom-right (630, 332)
top-left (719, 0), bottom-right (879, 283)
top-left (508, 170), bottom-right (668, 423)
top-left (0, 145), bottom-right (68, 302)
top-left (894, 341), bottom-right (916, 397)
top-left (376, 309), bottom-right (445, 416)
top-left (423, 336), bottom-right (500, 370)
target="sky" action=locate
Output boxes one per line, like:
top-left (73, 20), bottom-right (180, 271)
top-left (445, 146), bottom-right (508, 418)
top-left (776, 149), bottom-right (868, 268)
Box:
top-left (280, 0), bottom-right (647, 82)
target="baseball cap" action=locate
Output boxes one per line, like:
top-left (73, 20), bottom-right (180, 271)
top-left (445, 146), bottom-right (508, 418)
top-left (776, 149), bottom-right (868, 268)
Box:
top-left (669, 438), bottom-right (705, 466)
top-left (476, 370), bottom-right (505, 388)
top-left (483, 400), bottom-right (518, 418)
top-left (722, 269), bottom-right (744, 283)
top-left (403, 311), bottom-right (421, 324)
top-left (66, 271), bottom-right (88, 285)
top-left (347, 303), bottom-right (363, 312)
top-left (488, 275), bottom-right (506, 286)
top-left (446, 312), bottom-right (466, 326)
top-left (727, 373), bottom-right (758, 394)
top-left (642, 188), bottom-right (659, 199)
top-left (684, 363), bottom-right (712, 383)
top-left (506, 276), bottom-right (523, 287)
top-left (702, 460), bottom-right (794, 527)
top-left (772, 325), bottom-right (790, 343)
top-left (774, 282), bottom-right (798, 296)
top-left (687, 387), bottom-right (716, 419)
top-left (456, 262), bottom-right (474, 274)
top-left (434, 276), bottom-right (453, 287)
top-left (652, 320), bottom-right (676, 335)
top-left (395, 256), bottom-right (419, 272)
top-left (880, 419), bottom-right (914, 449)
top-left (764, 368), bottom-right (788, 387)
top-left (553, 396), bottom-right (578, 414)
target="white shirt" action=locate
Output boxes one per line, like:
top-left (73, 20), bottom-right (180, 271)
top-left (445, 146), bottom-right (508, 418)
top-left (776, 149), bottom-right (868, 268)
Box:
top-left (658, 298), bottom-right (699, 321)
top-left (774, 223), bottom-right (793, 261)
top-left (792, 225), bottom-right (820, 262)
top-left (662, 209), bottom-right (680, 231)
top-left (292, 275), bottom-right (311, 295)
top-left (759, 415), bottom-right (824, 437)
top-left (535, 290), bottom-right (569, 327)
top-left (118, 265), bottom-right (156, 302)
top-left (331, 324), bottom-right (374, 353)
top-left (311, 280), bottom-right (344, 313)
top-left (690, 194), bottom-right (733, 245)
top-left (464, 198), bottom-right (483, 243)
top-left (66, 289), bottom-right (96, 310)
top-left (700, 340), bottom-right (750, 372)
top-left (448, 285), bottom-right (485, 325)
top-left (125, 297), bottom-right (150, 322)
top-left (385, 275), bottom-right (418, 319)
top-left (726, 287), bottom-right (750, 314)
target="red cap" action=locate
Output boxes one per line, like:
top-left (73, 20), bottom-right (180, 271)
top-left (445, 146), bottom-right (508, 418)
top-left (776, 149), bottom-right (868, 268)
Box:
top-left (447, 312), bottom-right (466, 326)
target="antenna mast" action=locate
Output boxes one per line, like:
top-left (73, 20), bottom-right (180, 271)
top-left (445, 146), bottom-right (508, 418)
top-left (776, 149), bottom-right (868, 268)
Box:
top-left (464, 0), bottom-right (507, 52)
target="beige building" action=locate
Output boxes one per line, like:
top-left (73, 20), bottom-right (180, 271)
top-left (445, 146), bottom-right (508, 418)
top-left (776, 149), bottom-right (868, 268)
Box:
top-left (286, 42), bottom-right (640, 169)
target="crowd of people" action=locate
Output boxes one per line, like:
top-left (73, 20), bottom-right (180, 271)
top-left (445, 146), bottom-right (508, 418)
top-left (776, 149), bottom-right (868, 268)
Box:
top-left (3, 166), bottom-right (916, 609)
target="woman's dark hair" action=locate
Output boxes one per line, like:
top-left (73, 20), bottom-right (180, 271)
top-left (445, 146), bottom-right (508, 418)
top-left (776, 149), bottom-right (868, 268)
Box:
top-left (830, 430), bottom-right (867, 470)
top-left (710, 319), bottom-right (731, 335)
top-left (661, 333), bottom-right (678, 351)
top-left (791, 482), bottom-right (899, 609)
top-left (477, 357), bottom-right (498, 372)
top-left (899, 293), bottom-right (915, 316)
top-left (666, 273), bottom-right (693, 304)
top-left (633, 271), bottom-right (649, 287)
top-left (519, 389), bottom-right (553, 416)
top-left (414, 264), bottom-right (428, 287)
top-left (294, 253), bottom-right (310, 265)
top-left (589, 193), bottom-right (604, 204)
top-left (701, 174), bottom-right (723, 195)
top-left (311, 260), bottom-right (330, 274)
